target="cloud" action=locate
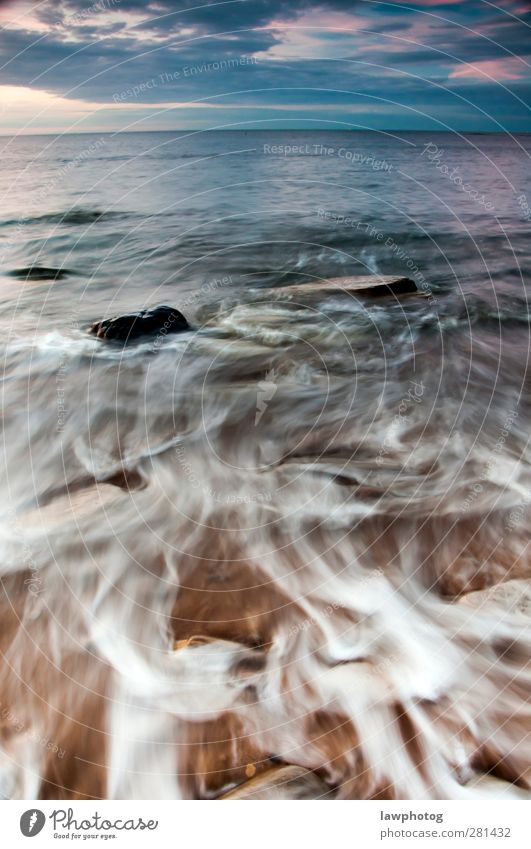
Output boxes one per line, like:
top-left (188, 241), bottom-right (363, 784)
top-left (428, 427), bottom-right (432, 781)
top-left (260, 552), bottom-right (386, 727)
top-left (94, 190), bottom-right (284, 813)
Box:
top-left (0, 0), bottom-right (529, 131)
top-left (449, 57), bottom-right (529, 81)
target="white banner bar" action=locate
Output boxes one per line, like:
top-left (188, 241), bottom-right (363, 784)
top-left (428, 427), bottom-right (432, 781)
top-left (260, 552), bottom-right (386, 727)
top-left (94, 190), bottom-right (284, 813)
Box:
top-left (2, 800), bottom-right (529, 848)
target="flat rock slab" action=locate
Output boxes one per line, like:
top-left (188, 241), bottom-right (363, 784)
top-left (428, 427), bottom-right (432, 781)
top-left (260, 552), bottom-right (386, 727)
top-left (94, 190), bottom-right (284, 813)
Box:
top-left (263, 275), bottom-right (421, 298)
top-left (219, 764), bottom-right (333, 800)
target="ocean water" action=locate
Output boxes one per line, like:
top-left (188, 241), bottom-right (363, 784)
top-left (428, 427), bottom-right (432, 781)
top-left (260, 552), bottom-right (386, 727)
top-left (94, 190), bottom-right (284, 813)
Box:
top-left (1, 130), bottom-right (531, 800)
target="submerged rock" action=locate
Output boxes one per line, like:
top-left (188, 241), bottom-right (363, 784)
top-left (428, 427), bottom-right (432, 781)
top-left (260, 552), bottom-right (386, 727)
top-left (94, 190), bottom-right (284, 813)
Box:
top-left (88, 305), bottom-right (190, 342)
top-left (8, 266), bottom-right (71, 281)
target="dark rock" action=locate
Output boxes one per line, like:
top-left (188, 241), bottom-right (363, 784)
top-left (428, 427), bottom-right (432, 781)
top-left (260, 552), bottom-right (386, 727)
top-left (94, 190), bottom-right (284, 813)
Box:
top-left (88, 305), bottom-right (190, 342)
top-left (8, 266), bottom-right (71, 281)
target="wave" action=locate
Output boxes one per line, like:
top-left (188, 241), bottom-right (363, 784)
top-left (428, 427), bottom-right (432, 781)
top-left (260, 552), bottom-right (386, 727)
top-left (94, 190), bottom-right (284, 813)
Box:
top-left (1, 278), bottom-right (531, 800)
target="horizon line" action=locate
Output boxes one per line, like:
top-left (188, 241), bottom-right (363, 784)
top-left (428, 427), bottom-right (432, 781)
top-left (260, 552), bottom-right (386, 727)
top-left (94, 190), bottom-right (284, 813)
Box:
top-left (1, 128), bottom-right (530, 138)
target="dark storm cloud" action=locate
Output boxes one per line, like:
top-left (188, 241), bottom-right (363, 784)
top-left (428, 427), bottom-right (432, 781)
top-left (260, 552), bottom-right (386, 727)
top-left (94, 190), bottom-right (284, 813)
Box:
top-left (34, 0), bottom-right (360, 31)
top-left (0, 22), bottom-right (280, 100)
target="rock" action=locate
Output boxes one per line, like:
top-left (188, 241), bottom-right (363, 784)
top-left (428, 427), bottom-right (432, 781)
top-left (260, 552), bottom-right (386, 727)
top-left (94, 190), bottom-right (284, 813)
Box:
top-left (219, 764), bottom-right (334, 800)
top-left (88, 305), bottom-right (190, 342)
top-left (8, 266), bottom-right (71, 281)
top-left (458, 579), bottom-right (531, 617)
top-left (264, 275), bottom-right (422, 298)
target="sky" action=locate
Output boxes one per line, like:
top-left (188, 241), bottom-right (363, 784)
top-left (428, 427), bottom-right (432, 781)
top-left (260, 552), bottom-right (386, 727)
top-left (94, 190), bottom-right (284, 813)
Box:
top-left (0, 0), bottom-right (530, 134)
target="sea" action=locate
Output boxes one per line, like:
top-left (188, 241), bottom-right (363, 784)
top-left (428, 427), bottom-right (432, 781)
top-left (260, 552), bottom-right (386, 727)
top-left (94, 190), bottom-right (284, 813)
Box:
top-left (0, 129), bottom-right (530, 800)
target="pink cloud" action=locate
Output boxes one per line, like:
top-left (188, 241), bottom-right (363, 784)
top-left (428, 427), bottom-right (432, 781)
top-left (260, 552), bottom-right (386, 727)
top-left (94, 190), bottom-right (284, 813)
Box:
top-left (449, 57), bottom-right (528, 81)
top-left (257, 10), bottom-right (373, 59)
